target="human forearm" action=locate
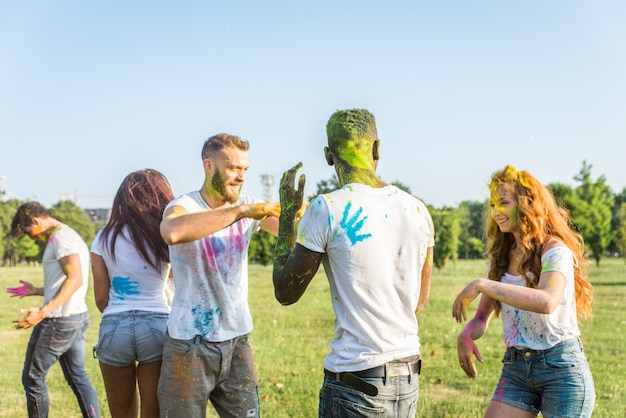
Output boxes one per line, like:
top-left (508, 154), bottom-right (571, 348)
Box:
top-left (473, 278), bottom-right (560, 314)
top-left (40, 274), bottom-right (82, 317)
top-left (416, 248), bottom-right (434, 313)
top-left (272, 216), bottom-right (298, 303)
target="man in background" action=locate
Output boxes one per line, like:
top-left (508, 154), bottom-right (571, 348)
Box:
top-left (8, 201), bottom-right (100, 418)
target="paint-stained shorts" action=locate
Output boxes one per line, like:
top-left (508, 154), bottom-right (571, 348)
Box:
top-left (157, 333), bottom-right (260, 418)
top-left (94, 310), bottom-right (168, 367)
top-left (493, 338), bottom-right (595, 418)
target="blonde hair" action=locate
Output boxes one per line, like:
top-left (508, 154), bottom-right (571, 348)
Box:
top-left (485, 165), bottom-right (593, 319)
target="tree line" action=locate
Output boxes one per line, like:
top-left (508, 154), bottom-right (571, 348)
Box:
top-left (1, 161), bottom-right (625, 268)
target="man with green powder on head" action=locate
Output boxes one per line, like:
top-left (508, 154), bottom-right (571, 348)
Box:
top-left (273, 108), bottom-right (435, 416)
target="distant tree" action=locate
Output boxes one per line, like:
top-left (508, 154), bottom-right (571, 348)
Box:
top-left (465, 237), bottom-right (485, 259)
top-left (0, 199), bottom-right (22, 264)
top-left (570, 161), bottom-right (615, 266)
top-left (547, 182), bottom-right (577, 209)
top-left (608, 186), bottom-right (626, 255)
top-left (457, 200), bottom-right (486, 259)
top-left (431, 206), bottom-right (461, 268)
top-left (616, 203), bottom-right (626, 263)
top-left (309, 175), bottom-right (340, 200)
top-left (50, 200), bottom-right (97, 247)
top-left (249, 230), bottom-right (277, 265)
top-left (8, 236), bottom-right (40, 265)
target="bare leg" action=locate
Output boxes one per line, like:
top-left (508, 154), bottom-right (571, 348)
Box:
top-left (136, 361), bottom-right (162, 418)
top-left (99, 362), bottom-right (139, 418)
top-left (485, 400), bottom-right (536, 418)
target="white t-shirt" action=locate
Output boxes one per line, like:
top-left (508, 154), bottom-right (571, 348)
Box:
top-left (500, 245), bottom-right (580, 350)
top-left (43, 224), bottom-right (90, 317)
top-left (165, 191), bottom-right (262, 342)
top-left (91, 227), bottom-right (171, 317)
top-left (298, 184), bottom-right (435, 372)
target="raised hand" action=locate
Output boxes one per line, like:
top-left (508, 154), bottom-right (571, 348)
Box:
top-left (279, 162), bottom-right (306, 220)
top-left (6, 280), bottom-right (35, 298)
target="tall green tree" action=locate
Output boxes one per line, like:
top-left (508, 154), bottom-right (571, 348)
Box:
top-left (431, 206), bottom-right (461, 268)
top-left (457, 200), bottom-right (486, 259)
top-left (616, 203), bottom-right (626, 263)
top-left (249, 230), bottom-right (277, 265)
top-left (0, 199), bottom-right (23, 263)
top-left (309, 175), bottom-right (341, 200)
top-left (570, 161), bottom-right (615, 266)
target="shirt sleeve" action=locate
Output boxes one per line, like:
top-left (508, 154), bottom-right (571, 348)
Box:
top-left (541, 245), bottom-right (574, 275)
top-left (296, 195), bottom-right (330, 253)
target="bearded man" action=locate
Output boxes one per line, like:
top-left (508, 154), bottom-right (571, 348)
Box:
top-left (157, 133), bottom-right (280, 418)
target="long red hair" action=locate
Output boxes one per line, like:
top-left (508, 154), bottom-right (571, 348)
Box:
top-left (485, 165), bottom-right (593, 319)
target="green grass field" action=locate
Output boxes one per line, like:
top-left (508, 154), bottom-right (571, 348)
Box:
top-left (1, 259), bottom-right (624, 417)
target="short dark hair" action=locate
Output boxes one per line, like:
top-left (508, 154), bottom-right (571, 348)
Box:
top-left (201, 133), bottom-right (250, 160)
top-left (11, 201), bottom-right (50, 238)
top-left (326, 108), bottom-right (378, 147)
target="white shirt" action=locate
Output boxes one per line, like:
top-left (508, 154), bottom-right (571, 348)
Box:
top-left (43, 224), bottom-right (90, 317)
top-left (298, 184), bottom-right (435, 372)
top-left (500, 245), bottom-right (580, 350)
top-left (91, 227), bottom-right (171, 317)
top-left (165, 191), bottom-right (262, 342)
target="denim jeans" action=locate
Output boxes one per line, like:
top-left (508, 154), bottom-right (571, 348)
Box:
top-left (22, 312), bottom-right (100, 418)
top-left (319, 372), bottom-right (419, 417)
top-left (157, 333), bottom-right (260, 418)
top-left (95, 310), bottom-right (168, 367)
top-left (494, 338), bottom-right (595, 417)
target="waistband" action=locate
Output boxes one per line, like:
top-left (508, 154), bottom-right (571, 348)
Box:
top-left (324, 359), bottom-right (421, 397)
top-left (506, 338), bottom-right (582, 359)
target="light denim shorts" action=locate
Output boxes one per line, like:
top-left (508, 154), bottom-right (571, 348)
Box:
top-left (94, 310), bottom-right (168, 367)
top-left (493, 338), bottom-right (595, 418)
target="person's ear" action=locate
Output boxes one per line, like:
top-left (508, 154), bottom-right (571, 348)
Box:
top-left (202, 158), bottom-right (212, 172)
top-left (372, 139), bottom-right (380, 162)
top-left (324, 147), bottom-right (334, 166)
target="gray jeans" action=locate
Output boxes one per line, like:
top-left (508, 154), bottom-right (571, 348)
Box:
top-left (157, 333), bottom-right (260, 418)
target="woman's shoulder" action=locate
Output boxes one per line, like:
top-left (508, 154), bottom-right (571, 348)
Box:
top-left (540, 237), bottom-right (566, 256)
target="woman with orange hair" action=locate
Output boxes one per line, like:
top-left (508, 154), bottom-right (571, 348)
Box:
top-left (452, 165), bottom-right (595, 418)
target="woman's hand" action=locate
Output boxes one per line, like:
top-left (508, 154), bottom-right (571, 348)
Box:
top-left (457, 332), bottom-right (483, 379)
top-left (452, 279), bottom-right (483, 323)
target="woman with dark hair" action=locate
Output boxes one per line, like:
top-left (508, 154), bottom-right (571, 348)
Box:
top-left (453, 165), bottom-right (595, 418)
top-left (91, 169), bottom-right (175, 418)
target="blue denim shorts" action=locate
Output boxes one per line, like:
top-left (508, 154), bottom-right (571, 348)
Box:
top-left (493, 338), bottom-right (595, 417)
top-left (94, 310), bottom-right (168, 367)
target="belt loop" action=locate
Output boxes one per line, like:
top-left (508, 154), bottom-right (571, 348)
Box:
top-left (407, 362), bottom-right (412, 384)
top-left (382, 363), bottom-right (388, 385)
top-left (193, 335), bottom-right (202, 345)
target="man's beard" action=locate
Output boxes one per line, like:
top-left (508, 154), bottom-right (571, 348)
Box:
top-left (212, 171), bottom-right (241, 204)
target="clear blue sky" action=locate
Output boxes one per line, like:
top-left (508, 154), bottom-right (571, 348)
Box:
top-left (1, 1), bottom-right (625, 209)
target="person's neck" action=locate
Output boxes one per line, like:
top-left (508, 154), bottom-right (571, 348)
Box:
top-left (337, 166), bottom-right (387, 188)
top-left (37, 219), bottom-right (61, 243)
top-left (199, 186), bottom-right (230, 210)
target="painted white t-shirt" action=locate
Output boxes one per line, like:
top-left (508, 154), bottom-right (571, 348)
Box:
top-left (500, 245), bottom-right (580, 350)
top-left (43, 224), bottom-right (90, 317)
top-left (165, 191), bottom-right (262, 342)
top-left (90, 227), bottom-right (171, 317)
top-left (298, 184), bottom-right (435, 372)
